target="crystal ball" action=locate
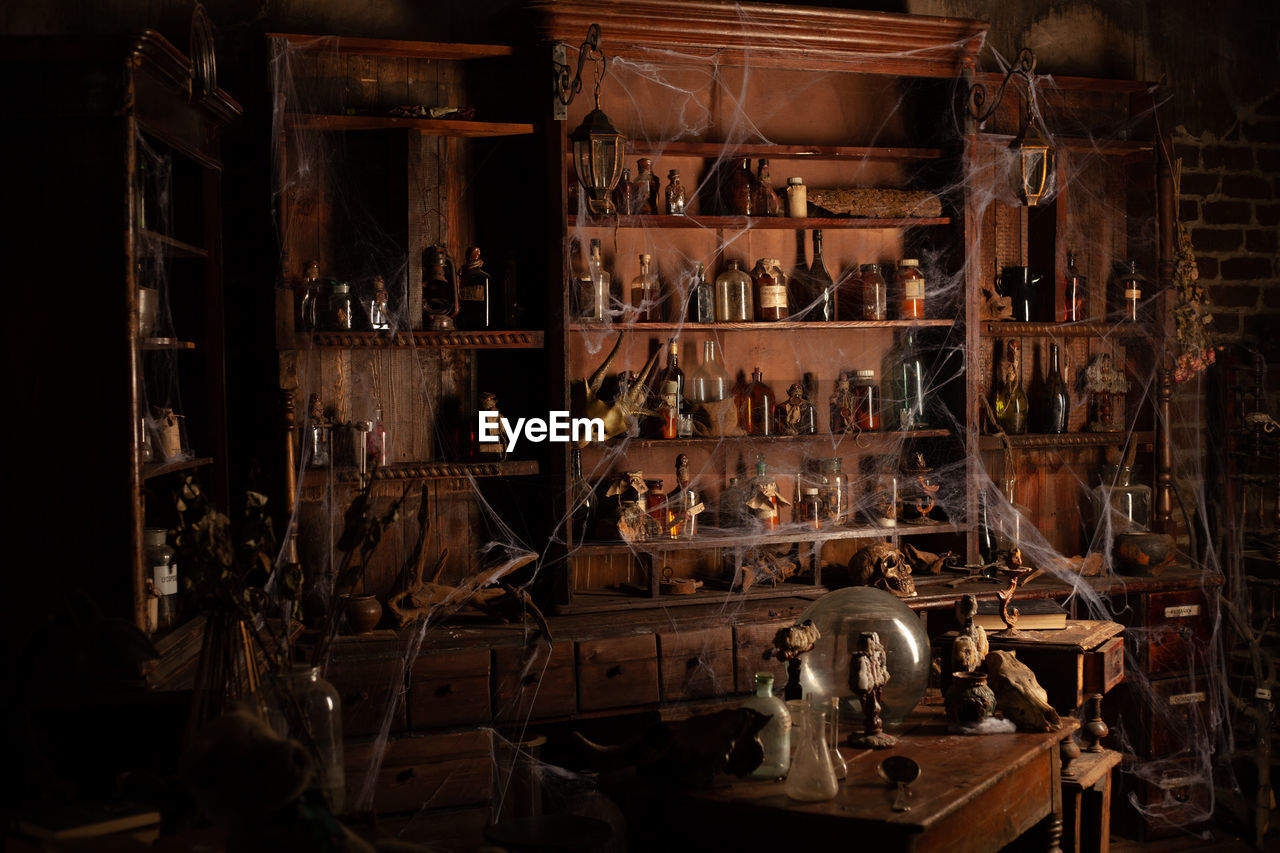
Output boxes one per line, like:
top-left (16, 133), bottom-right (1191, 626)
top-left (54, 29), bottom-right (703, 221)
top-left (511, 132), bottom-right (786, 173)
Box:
top-left (798, 586), bottom-right (930, 724)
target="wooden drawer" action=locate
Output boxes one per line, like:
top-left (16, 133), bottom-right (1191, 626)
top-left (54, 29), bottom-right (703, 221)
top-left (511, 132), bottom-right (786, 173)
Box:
top-left (407, 648), bottom-right (491, 730)
top-left (326, 656), bottom-right (406, 737)
top-left (493, 640), bottom-right (577, 723)
top-left (733, 620), bottom-right (792, 694)
top-left (1083, 635), bottom-right (1125, 695)
top-left (1134, 590), bottom-right (1212, 676)
top-left (658, 626), bottom-right (734, 701)
top-left (1113, 756), bottom-right (1211, 841)
top-left (345, 729), bottom-right (492, 814)
top-left (577, 634), bottom-right (660, 712)
top-left (1108, 676), bottom-right (1211, 759)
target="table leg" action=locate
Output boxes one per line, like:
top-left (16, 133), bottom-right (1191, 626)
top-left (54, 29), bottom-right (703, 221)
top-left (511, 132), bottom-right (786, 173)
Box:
top-left (1045, 815), bottom-right (1063, 853)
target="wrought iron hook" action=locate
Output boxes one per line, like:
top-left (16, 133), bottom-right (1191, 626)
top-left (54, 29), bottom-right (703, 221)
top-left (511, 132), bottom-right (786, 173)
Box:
top-left (967, 47), bottom-right (1038, 125)
top-left (554, 23), bottom-right (605, 108)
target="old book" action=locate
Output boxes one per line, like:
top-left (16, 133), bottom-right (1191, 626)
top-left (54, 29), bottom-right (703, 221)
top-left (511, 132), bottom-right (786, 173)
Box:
top-left (975, 598), bottom-right (1067, 631)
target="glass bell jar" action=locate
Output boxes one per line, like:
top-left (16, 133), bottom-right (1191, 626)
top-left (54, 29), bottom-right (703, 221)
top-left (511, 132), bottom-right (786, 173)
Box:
top-left (798, 586), bottom-right (929, 725)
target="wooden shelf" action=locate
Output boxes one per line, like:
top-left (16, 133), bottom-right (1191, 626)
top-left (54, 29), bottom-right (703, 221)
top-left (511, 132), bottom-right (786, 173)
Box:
top-left (978, 430), bottom-right (1154, 451)
top-left (267, 33), bottom-right (519, 60)
top-left (304, 459), bottom-right (539, 485)
top-left (625, 141), bottom-right (945, 161)
top-left (569, 214), bottom-right (950, 230)
top-left (142, 456), bottom-right (214, 480)
top-left (285, 113), bottom-right (534, 137)
top-left (596, 429), bottom-right (953, 450)
top-left (974, 131), bottom-right (1152, 157)
top-left (555, 582), bottom-right (830, 614)
top-left (137, 229), bottom-right (208, 258)
top-left (573, 521), bottom-right (963, 556)
top-left (980, 321), bottom-right (1145, 338)
top-left (140, 337), bottom-right (196, 351)
top-left (570, 319), bottom-right (955, 332)
top-left (296, 330), bottom-right (544, 349)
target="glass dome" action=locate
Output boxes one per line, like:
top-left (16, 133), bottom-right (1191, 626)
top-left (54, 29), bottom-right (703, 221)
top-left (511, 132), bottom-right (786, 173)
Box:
top-left (798, 586), bottom-right (930, 724)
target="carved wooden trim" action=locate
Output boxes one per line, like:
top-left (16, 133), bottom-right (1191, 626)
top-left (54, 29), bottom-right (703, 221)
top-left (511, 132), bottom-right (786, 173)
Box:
top-left (305, 330), bottom-right (545, 349)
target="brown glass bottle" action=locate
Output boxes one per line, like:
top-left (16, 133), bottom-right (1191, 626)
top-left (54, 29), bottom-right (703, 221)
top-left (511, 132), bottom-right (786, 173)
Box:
top-left (739, 367), bottom-right (774, 435)
top-left (612, 167), bottom-right (635, 215)
top-left (725, 157), bottom-right (755, 215)
top-left (754, 158), bottom-right (782, 217)
top-left (635, 158), bottom-right (659, 215)
top-left (753, 258), bottom-right (788, 321)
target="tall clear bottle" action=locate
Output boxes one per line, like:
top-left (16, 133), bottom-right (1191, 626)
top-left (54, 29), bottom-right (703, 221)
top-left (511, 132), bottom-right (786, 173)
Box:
top-left (630, 253), bottom-right (661, 322)
top-left (581, 238), bottom-right (610, 323)
top-left (265, 665), bottom-right (345, 812)
top-left (689, 339), bottom-right (731, 403)
top-left (886, 328), bottom-right (929, 430)
top-left (714, 259), bottom-right (753, 322)
top-left (741, 673), bottom-right (791, 779)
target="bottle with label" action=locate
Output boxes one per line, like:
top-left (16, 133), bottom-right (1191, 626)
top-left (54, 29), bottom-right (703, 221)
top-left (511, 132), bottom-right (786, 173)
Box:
top-left (144, 527), bottom-right (178, 632)
top-left (570, 448), bottom-right (595, 544)
top-left (457, 246), bottom-right (493, 329)
top-left (664, 169), bottom-right (686, 215)
top-left (422, 244), bottom-right (459, 330)
top-left (994, 339), bottom-right (1030, 435)
top-left (715, 259), bottom-right (754, 322)
top-left (741, 673), bottom-right (791, 778)
top-left (753, 258), bottom-right (788, 321)
top-left (860, 263), bottom-right (888, 320)
top-left (898, 258), bottom-right (925, 319)
top-left (1062, 251), bottom-right (1087, 322)
top-left (656, 340), bottom-right (685, 439)
top-left (635, 158), bottom-right (659, 215)
top-left (1119, 259), bottom-right (1143, 322)
top-left (1041, 343), bottom-right (1070, 434)
top-left (688, 261), bottom-right (714, 323)
top-left (329, 281), bottom-right (353, 330)
top-left (754, 159), bottom-right (782, 216)
top-left (739, 367), bottom-right (775, 436)
top-left (368, 275), bottom-right (391, 330)
top-left (612, 167), bottom-right (635, 215)
top-left (630, 253), bottom-right (661, 322)
top-left (689, 340), bottom-right (731, 404)
top-left (785, 176), bottom-right (807, 217)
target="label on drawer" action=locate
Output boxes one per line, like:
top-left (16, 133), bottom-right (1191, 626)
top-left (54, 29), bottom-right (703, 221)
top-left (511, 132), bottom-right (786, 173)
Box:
top-left (1164, 604), bottom-right (1200, 618)
top-left (1256, 688), bottom-right (1272, 700)
top-left (1168, 691), bottom-right (1206, 706)
top-left (1158, 775), bottom-right (1195, 790)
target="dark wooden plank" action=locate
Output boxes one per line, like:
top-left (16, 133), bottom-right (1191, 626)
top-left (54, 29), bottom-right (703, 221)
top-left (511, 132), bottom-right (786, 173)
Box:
top-left (268, 34), bottom-right (518, 61)
top-left (326, 655), bottom-right (406, 737)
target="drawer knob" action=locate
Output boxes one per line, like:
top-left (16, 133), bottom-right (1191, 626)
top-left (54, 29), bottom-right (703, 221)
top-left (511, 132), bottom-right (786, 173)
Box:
top-left (606, 664), bottom-right (624, 678)
top-left (435, 683), bottom-right (454, 698)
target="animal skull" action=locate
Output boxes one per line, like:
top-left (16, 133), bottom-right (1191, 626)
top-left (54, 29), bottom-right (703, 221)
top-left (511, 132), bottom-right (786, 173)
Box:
top-left (850, 541), bottom-right (917, 598)
top-left (570, 331), bottom-right (663, 446)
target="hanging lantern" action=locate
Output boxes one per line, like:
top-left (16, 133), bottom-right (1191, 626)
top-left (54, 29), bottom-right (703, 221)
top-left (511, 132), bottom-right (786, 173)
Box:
top-left (1010, 112), bottom-right (1056, 207)
top-left (555, 24), bottom-right (627, 216)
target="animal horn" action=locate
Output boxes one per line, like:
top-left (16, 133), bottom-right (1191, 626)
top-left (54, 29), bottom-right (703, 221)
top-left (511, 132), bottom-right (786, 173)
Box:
top-left (588, 331), bottom-right (627, 394)
top-left (635, 340), bottom-right (666, 390)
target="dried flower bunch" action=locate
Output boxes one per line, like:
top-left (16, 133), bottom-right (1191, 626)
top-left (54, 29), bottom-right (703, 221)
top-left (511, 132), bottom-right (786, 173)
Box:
top-left (1172, 219), bottom-right (1215, 382)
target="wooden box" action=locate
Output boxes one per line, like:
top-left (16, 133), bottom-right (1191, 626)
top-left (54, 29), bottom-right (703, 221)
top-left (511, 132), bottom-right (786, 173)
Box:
top-left (1082, 634), bottom-right (1126, 696)
top-left (658, 626), bottom-right (734, 701)
top-left (345, 729), bottom-right (493, 814)
top-left (577, 634), bottom-right (660, 712)
top-left (492, 640), bottom-right (577, 724)
top-left (327, 655), bottom-right (406, 737)
top-left (407, 648), bottom-right (491, 730)
top-left (733, 619), bottom-right (793, 694)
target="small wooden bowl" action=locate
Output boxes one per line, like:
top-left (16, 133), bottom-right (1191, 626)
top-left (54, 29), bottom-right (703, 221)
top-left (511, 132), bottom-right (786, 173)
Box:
top-left (1113, 532), bottom-right (1175, 575)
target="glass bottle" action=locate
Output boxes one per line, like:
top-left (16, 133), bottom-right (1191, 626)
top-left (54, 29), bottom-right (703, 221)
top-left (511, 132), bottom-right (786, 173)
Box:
top-left (898, 258), bottom-right (925, 319)
top-left (852, 369), bottom-right (881, 430)
top-left (645, 479), bottom-right (668, 527)
top-left (421, 244), bottom-right (458, 330)
top-left (785, 176), bottom-right (807, 217)
top-left (571, 238), bottom-right (596, 322)
top-left (718, 475), bottom-right (746, 529)
top-left (994, 339), bottom-right (1030, 435)
top-left (299, 260), bottom-right (321, 331)
top-left (805, 230), bottom-right (835, 322)
top-left (264, 665), bottom-right (345, 812)
top-left (749, 453), bottom-right (780, 529)
top-left (789, 230), bottom-right (814, 321)
top-left (664, 169), bottom-right (686, 215)
top-left (688, 262), bottom-right (715, 324)
top-left (329, 280), bottom-right (353, 330)
top-left (457, 246), bottom-right (493, 329)
top-left (753, 258), bottom-right (788, 322)
top-left (797, 488), bottom-right (823, 529)
top-left (569, 449), bottom-right (595, 543)
top-left (887, 328), bottom-right (929, 430)
top-left (714, 259), bottom-right (754, 322)
top-left (1041, 343), bottom-right (1070, 434)
top-left (144, 527), bottom-right (178, 632)
top-left (367, 404), bottom-right (389, 466)
top-left (725, 156), bottom-right (755, 215)
top-left (368, 275), bottom-right (391, 330)
top-left (583, 238), bottom-right (610, 323)
top-left (1092, 464), bottom-right (1152, 535)
top-left (818, 457), bottom-right (847, 524)
top-left (630, 253), bottom-right (661, 322)
top-left (668, 454), bottom-right (698, 539)
top-left (656, 341), bottom-right (685, 440)
top-left (740, 367), bottom-right (774, 436)
top-left (754, 158), bottom-right (782, 216)
top-left (774, 381), bottom-right (817, 436)
top-left (1119, 259), bottom-right (1143, 322)
top-left (635, 158), bottom-right (659, 215)
top-left (860, 263), bottom-right (888, 320)
top-left (829, 372), bottom-right (855, 434)
top-left (784, 703), bottom-right (839, 802)
top-left (689, 340), bottom-right (731, 403)
top-left (612, 167), bottom-right (635, 215)
top-left (307, 393), bottom-right (330, 468)
top-left (741, 673), bottom-right (791, 779)
top-left (1062, 251), bottom-right (1087, 323)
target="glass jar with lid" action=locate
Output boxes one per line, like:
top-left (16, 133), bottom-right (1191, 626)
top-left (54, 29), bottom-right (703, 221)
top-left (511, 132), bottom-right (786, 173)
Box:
top-left (1091, 464), bottom-right (1152, 537)
top-left (861, 263), bottom-right (888, 320)
top-left (852, 370), bottom-right (880, 430)
top-left (796, 488), bottom-right (823, 530)
top-left (144, 527), bottom-right (178, 632)
top-left (898, 258), bottom-right (925, 319)
top-left (329, 280), bottom-right (353, 330)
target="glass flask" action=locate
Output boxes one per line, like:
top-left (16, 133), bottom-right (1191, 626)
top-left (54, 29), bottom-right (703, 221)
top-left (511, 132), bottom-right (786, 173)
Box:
top-left (852, 370), bottom-right (880, 430)
top-left (634, 157), bottom-right (659, 215)
top-left (861, 263), bottom-right (888, 320)
top-left (143, 527), bottom-right (178, 632)
top-left (457, 245), bottom-right (493, 330)
top-left (689, 340), bottom-right (731, 403)
top-left (264, 665), bottom-right (345, 813)
top-left (897, 258), bottom-right (924, 319)
top-left (784, 703), bottom-right (839, 802)
top-left (754, 158), bottom-right (782, 216)
top-left (664, 169), bottom-right (686, 215)
top-left (798, 587), bottom-right (931, 724)
top-left (585, 238), bottom-right (610, 323)
top-left (741, 672), bottom-right (791, 779)
top-left (752, 258), bottom-right (788, 322)
top-left (826, 696), bottom-right (848, 780)
top-left (994, 339), bottom-right (1030, 435)
top-left (1062, 250), bottom-right (1087, 322)
top-left (298, 260), bottom-right (321, 332)
top-left (739, 367), bottom-right (774, 436)
top-left (367, 404), bottom-right (389, 466)
top-left (689, 261), bottom-right (714, 323)
top-left (1092, 464), bottom-right (1152, 535)
top-left (630, 253), bottom-right (661, 322)
top-left (1041, 343), bottom-right (1070, 434)
top-left (714, 259), bottom-right (753, 322)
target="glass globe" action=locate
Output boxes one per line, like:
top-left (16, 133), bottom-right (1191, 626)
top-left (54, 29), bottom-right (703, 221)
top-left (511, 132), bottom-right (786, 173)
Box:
top-left (798, 586), bottom-right (929, 724)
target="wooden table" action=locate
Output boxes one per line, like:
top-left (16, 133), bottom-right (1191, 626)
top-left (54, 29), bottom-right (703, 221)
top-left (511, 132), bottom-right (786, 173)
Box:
top-left (649, 708), bottom-right (1079, 853)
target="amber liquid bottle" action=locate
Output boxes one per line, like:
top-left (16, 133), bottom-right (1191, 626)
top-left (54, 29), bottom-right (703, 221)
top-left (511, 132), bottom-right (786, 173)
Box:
top-left (630, 253), bottom-right (661, 322)
top-left (994, 340), bottom-right (1030, 435)
top-left (740, 367), bottom-right (775, 435)
top-left (656, 341), bottom-right (685, 439)
top-left (753, 258), bottom-right (788, 321)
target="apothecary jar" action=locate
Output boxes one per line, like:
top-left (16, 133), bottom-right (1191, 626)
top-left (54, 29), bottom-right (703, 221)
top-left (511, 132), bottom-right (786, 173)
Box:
top-left (263, 664), bottom-right (345, 812)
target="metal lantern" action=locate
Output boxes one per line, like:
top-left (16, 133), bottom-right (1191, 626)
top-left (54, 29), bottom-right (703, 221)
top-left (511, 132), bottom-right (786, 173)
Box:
top-left (570, 107), bottom-right (626, 215)
top-left (1010, 114), bottom-right (1055, 207)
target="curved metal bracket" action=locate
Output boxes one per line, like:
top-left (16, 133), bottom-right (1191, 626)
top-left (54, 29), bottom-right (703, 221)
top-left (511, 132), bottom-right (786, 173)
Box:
top-left (967, 47), bottom-right (1037, 125)
top-left (552, 23), bottom-right (605, 118)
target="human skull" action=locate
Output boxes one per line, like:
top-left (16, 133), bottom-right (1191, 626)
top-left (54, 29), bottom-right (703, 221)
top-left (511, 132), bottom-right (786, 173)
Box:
top-left (849, 541), bottom-right (916, 598)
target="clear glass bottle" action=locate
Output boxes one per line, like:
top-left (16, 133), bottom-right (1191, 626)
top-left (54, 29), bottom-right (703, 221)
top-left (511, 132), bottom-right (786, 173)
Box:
top-left (852, 369), bottom-right (880, 430)
top-left (818, 457), bottom-right (847, 524)
top-left (994, 339), bottom-right (1030, 435)
top-left (887, 328), bottom-right (929, 430)
top-left (898, 258), bottom-right (925, 319)
top-left (753, 258), bottom-right (788, 322)
top-left (754, 158), bottom-right (782, 216)
top-left (664, 169), bottom-right (686, 215)
top-left (714, 259), bottom-right (753, 322)
top-left (784, 703), bottom-right (839, 802)
top-left (457, 245), bottom-right (493, 329)
top-left (298, 260), bottom-right (321, 331)
top-left (1062, 251), bottom-right (1087, 323)
top-left (718, 475), bottom-right (748, 529)
top-left (584, 238), bottom-right (610, 323)
top-left (1119, 259), bottom-right (1143, 322)
top-left (1041, 343), bottom-right (1070, 434)
top-left (740, 367), bottom-right (774, 436)
top-left (569, 449), bottom-right (595, 543)
top-left (307, 393), bottom-right (330, 468)
top-left (748, 453), bottom-right (780, 529)
top-left (656, 341), bottom-right (685, 440)
top-left (806, 230), bottom-right (835, 321)
top-left (368, 275), bottom-right (391, 330)
top-left (630, 253), bottom-right (661, 322)
top-left (264, 665), bottom-right (345, 813)
top-left (688, 262), bottom-right (715, 324)
top-left (635, 158), bottom-right (659, 215)
top-left (860, 263), bottom-right (888, 320)
top-left (1092, 464), bottom-right (1152, 535)
top-left (144, 527), bottom-right (178, 632)
top-left (646, 479), bottom-right (668, 527)
top-left (689, 340), bottom-right (731, 403)
top-left (797, 488), bottom-right (822, 529)
top-left (329, 280), bottom-right (353, 330)
top-left (741, 673), bottom-right (791, 779)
